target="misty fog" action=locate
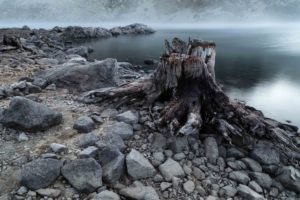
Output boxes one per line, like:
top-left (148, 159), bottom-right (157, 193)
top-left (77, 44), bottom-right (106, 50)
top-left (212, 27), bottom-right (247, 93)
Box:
top-left (0, 0), bottom-right (300, 28)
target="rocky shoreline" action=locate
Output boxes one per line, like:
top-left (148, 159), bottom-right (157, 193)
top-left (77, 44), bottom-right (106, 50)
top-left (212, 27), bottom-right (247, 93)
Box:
top-left (0, 24), bottom-right (300, 200)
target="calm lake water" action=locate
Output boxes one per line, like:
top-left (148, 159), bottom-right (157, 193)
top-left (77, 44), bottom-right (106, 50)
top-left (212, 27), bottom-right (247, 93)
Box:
top-left (76, 27), bottom-right (300, 127)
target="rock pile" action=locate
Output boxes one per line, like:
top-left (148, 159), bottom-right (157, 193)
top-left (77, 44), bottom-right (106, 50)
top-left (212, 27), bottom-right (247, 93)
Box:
top-left (7, 107), bottom-right (300, 200)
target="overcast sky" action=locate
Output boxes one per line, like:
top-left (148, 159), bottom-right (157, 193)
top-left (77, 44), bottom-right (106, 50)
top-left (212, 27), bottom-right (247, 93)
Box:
top-left (0, 0), bottom-right (299, 25)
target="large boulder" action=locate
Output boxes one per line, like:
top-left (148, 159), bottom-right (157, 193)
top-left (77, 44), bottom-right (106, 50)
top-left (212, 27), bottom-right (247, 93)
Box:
top-left (61, 158), bottom-right (102, 193)
top-left (276, 166), bottom-right (300, 193)
top-left (126, 149), bottom-right (156, 180)
top-left (36, 58), bottom-right (141, 93)
top-left (20, 159), bottom-right (62, 190)
top-left (0, 97), bottom-right (62, 132)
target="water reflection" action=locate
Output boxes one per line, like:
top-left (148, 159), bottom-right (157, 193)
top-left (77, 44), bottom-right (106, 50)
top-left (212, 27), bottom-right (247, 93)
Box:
top-left (228, 79), bottom-right (300, 126)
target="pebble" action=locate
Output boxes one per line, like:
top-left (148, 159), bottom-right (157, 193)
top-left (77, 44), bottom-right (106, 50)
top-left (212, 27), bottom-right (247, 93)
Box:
top-left (183, 180), bottom-right (195, 194)
top-left (18, 132), bottom-right (29, 142)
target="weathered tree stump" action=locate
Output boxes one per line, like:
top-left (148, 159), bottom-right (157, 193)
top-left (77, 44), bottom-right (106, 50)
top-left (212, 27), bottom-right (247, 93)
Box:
top-left (80, 38), bottom-right (300, 161)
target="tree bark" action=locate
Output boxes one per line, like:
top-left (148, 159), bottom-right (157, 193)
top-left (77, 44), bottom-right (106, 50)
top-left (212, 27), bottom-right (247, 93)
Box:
top-left (79, 38), bottom-right (300, 159)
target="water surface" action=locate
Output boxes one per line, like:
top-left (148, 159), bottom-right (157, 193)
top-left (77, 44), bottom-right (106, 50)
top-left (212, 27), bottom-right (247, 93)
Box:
top-left (76, 27), bottom-right (300, 127)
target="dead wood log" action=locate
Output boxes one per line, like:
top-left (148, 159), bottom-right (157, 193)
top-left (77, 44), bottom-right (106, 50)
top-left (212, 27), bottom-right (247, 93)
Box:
top-left (79, 37), bottom-right (300, 160)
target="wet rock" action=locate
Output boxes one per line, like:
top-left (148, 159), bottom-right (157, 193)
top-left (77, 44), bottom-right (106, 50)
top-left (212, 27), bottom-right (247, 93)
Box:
top-left (50, 143), bottom-right (68, 153)
top-left (36, 188), bottom-right (61, 198)
top-left (241, 157), bottom-right (262, 172)
top-left (119, 182), bottom-right (159, 200)
top-left (204, 137), bottom-right (219, 164)
top-left (228, 171), bottom-right (250, 184)
top-left (219, 185), bottom-right (237, 198)
top-left (20, 159), bottom-right (62, 190)
top-left (105, 121), bottom-right (133, 140)
top-left (227, 147), bottom-right (245, 159)
top-left (77, 132), bottom-right (99, 148)
top-left (227, 160), bottom-right (247, 170)
top-left (116, 110), bottom-right (138, 125)
top-left (183, 180), bottom-right (195, 194)
top-left (251, 142), bottom-right (280, 165)
top-left (237, 184), bottom-right (266, 200)
top-left (66, 46), bottom-right (89, 58)
top-left (92, 190), bottom-right (120, 200)
top-left (126, 149), bottom-right (156, 180)
top-left (159, 158), bottom-right (185, 181)
top-left (78, 146), bottom-right (98, 158)
top-left (73, 116), bottom-right (95, 133)
top-left (276, 166), bottom-right (300, 193)
top-left (248, 180), bottom-right (263, 193)
top-left (61, 158), bottom-right (102, 192)
top-left (0, 97), bottom-right (62, 132)
top-left (98, 146), bottom-right (125, 184)
top-left (249, 172), bottom-right (272, 189)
